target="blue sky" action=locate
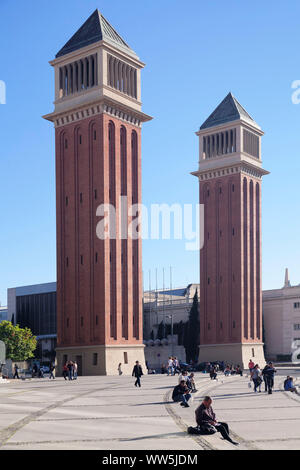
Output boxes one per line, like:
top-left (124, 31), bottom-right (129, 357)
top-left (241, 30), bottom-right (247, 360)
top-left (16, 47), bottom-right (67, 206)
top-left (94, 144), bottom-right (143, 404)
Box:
top-left (0, 0), bottom-right (300, 305)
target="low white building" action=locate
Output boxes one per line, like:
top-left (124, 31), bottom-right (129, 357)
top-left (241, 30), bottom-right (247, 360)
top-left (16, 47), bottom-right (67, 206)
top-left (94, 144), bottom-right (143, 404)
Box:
top-left (263, 269), bottom-right (300, 361)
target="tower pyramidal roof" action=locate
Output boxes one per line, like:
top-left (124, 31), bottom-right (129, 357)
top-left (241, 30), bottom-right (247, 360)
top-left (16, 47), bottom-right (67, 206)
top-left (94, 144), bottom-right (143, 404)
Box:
top-left (200, 92), bottom-right (260, 130)
top-left (56, 9), bottom-right (135, 58)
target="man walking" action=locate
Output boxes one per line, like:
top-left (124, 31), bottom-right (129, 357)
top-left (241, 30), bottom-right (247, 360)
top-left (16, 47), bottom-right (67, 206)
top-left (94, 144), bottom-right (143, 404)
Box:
top-left (132, 361), bottom-right (143, 387)
top-left (49, 363), bottom-right (55, 380)
top-left (195, 396), bottom-right (239, 445)
top-left (13, 364), bottom-right (19, 379)
top-left (263, 362), bottom-right (277, 394)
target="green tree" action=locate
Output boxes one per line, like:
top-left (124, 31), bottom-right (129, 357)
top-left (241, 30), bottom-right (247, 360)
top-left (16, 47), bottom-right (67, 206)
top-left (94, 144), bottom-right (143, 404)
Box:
top-left (185, 290), bottom-right (200, 363)
top-left (0, 321), bottom-right (37, 361)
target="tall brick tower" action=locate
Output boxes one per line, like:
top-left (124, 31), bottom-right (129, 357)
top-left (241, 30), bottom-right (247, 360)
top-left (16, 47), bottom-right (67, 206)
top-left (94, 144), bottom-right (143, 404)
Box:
top-left (43, 10), bottom-right (152, 375)
top-left (192, 93), bottom-right (269, 368)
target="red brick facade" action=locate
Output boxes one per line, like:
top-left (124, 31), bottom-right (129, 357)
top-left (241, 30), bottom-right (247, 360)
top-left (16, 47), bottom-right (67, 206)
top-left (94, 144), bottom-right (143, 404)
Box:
top-left (200, 173), bottom-right (263, 346)
top-left (55, 114), bottom-right (143, 349)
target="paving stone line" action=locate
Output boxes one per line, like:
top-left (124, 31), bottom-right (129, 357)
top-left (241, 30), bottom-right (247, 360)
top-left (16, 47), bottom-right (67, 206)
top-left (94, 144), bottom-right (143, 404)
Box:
top-left (0, 382), bottom-right (123, 448)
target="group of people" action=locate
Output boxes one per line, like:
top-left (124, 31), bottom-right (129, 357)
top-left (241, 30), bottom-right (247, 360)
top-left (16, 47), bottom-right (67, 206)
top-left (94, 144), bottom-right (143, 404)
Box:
top-left (62, 361), bottom-right (78, 381)
top-left (204, 362), bottom-right (243, 380)
top-left (248, 360), bottom-right (277, 394)
top-left (161, 357), bottom-right (181, 376)
top-left (172, 372), bottom-right (198, 407)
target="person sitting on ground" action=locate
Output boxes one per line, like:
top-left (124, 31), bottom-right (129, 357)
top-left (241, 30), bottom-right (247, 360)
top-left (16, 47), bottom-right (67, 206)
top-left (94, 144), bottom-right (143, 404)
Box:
top-left (172, 380), bottom-right (192, 408)
top-left (195, 396), bottom-right (239, 445)
top-left (179, 370), bottom-right (188, 383)
top-left (284, 376), bottom-right (299, 395)
top-left (209, 364), bottom-right (217, 380)
top-left (224, 365), bottom-right (231, 377)
top-left (235, 365), bottom-right (243, 376)
top-left (187, 372), bottom-right (198, 392)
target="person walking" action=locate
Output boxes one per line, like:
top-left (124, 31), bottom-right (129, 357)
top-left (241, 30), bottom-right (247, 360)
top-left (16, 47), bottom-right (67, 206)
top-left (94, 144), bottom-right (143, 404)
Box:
top-left (118, 363), bottom-right (123, 375)
top-left (62, 363), bottom-right (68, 380)
top-left (263, 362), bottom-right (277, 394)
top-left (49, 364), bottom-right (55, 380)
top-left (167, 357), bottom-right (174, 376)
top-left (195, 396), bottom-right (239, 445)
top-left (251, 364), bottom-right (262, 392)
top-left (132, 361), bottom-right (143, 387)
top-left (67, 361), bottom-right (73, 381)
top-left (248, 359), bottom-right (255, 374)
top-left (13, 364), bottom-right (19, 379)
top-left (73, 361), bottom-right (78, 380)
top-left (262, 364), bottom-right (269, 392)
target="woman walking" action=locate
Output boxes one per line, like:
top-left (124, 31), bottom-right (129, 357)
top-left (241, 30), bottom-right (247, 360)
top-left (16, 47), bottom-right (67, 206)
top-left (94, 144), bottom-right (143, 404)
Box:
top-left (251, 364), bottom-right (262, 393)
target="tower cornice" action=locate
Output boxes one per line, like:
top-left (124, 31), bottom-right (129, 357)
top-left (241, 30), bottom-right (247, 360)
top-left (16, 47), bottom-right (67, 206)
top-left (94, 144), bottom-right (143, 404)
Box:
top-left (191, 161), bottom-right (269, 181)
top-left (43, 95), bottom-right (152, 128)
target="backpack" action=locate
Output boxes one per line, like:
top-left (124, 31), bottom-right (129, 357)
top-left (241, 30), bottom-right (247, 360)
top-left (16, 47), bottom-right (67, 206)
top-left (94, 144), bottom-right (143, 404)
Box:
top-left (187, 424), bottom-right (217, 435)
top-left (187, 426), bottom-right (202, 435)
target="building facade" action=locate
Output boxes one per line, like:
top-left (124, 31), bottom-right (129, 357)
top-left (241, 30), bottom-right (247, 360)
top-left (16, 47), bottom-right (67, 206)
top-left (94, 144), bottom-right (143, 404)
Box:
top-left (192, 93), bottom-right (269, 368)
top-left (7, 282), bottom-right (57, 362)
top-left (263, 269), bottom-right (300, 361)
top-left (43, 10), bottom-right (152, 375)
top-left (0, 307), bottom-right (8, 323)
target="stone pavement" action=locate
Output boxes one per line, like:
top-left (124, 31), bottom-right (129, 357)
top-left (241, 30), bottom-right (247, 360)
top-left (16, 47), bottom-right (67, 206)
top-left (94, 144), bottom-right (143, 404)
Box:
top-left (0, 372), bottom-right (299, 450)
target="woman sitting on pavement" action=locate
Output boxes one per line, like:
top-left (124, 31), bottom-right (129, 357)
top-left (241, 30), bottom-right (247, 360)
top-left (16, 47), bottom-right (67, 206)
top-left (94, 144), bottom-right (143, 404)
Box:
top-left (284, 376), bottom-right (299, 395)
top-left (187, 372), bottom-right (198, 392)
top-left (172, 380), bottom-right (192, 408)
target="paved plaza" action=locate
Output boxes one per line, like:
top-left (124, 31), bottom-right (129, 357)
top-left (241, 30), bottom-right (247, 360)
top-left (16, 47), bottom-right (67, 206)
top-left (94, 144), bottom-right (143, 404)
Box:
top-left (0, 371), bottom-right (300, 450)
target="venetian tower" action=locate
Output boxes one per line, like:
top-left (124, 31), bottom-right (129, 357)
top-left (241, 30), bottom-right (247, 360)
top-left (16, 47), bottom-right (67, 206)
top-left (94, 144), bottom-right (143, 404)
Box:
top-left (192, 93), bottom-right (269, 368)
top-left (43, 10), bottom-right (152, 375)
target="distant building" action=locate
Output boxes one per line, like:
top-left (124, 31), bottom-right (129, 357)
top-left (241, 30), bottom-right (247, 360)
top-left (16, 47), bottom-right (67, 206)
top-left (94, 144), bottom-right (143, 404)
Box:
top-left (143, 284), bottom-right (199, 368)
top-left (7, 282), bottom-right (57, 362)
top-left (143, 284), bottom-right (199, 340)
top-left (0, 307), bottom-right (8, 323)
top-left (263, 269), bottom-right (300, 361)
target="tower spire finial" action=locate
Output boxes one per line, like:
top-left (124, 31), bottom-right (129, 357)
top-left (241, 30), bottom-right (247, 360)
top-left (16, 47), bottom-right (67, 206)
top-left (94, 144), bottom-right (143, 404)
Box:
top-left (284, 268), bottom-right (291, 288)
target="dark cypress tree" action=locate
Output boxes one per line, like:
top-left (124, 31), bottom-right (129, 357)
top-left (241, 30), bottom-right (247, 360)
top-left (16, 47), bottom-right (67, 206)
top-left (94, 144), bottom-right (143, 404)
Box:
top-left (185, 290), bottom-right (200, 363)
top-left (157, 321), bottom-right (164, 340)
top-left (150, 330), bottom-right (154, 341)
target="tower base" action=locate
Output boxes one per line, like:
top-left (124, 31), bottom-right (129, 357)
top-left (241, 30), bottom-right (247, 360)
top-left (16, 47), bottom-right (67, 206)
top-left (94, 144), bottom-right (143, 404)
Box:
top-left (56, 344), bottom-right (146, 376)
top-left (198, 343), bottom-right (266, 370)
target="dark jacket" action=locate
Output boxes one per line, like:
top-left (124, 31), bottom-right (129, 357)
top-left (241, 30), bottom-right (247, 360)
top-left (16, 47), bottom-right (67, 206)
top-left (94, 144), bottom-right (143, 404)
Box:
top-left (132, 365), bottom-right (143, 377)
top-left (263, 365), bottom-right (276, 378)
top-left (195, 403), bottom-right (216, 426)
top-left (172, 383), bottom-right (188, 401)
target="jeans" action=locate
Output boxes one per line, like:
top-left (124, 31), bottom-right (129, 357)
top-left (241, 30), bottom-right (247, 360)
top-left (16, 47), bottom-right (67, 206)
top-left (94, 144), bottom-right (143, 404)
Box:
top-left (167, 367), bottom-right (174, 376)
top-left (266, 376), bottom-right (274, 393)
top-left (215, 422), bottom-right (235, 443)
top-left (135, 376), bottom-right (141, 387)
top-left (174, 393), bottom-right (191, 405)
top-left (68, 370), bottom-right (72, 380)
top-left (253, 378), bottom-right (261, 392)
